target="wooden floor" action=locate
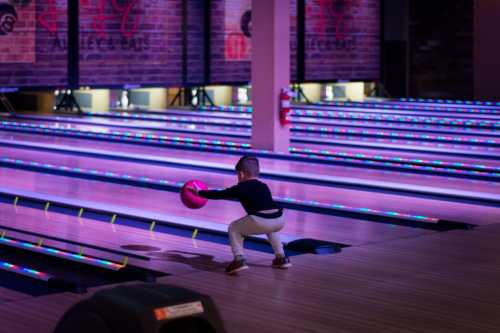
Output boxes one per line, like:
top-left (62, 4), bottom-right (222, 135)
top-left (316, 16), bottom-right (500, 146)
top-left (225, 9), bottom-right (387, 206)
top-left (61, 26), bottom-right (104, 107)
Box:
top-left (0, 107), bottom-right (499, 332)
top-left (1, 224), bottom-right (500, 332)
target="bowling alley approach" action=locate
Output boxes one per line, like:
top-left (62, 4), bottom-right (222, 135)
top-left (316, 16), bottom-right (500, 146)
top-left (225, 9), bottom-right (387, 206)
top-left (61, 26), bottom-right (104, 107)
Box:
top-left (0, 0), bottom-right (500, 332)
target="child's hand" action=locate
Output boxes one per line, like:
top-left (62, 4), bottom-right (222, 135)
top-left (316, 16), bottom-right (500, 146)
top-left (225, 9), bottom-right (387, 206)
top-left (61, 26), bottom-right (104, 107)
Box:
top-left (186, 186), bottom-right (199, 196)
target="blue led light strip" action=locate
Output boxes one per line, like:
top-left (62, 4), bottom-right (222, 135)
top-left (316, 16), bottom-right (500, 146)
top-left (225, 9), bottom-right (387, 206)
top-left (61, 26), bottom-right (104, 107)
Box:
top-left (1, 121), bottom-right (499, 176)
top-left (0, 156), bottom-right (462, 224)
top-left (291, 124), bottom-right (497, 146)
top-left (0, 236), bottom-right (123, 270)
top-left (199, 103), bottom-right (500, 118)
top-left (87, 108), bottom-right (500, 128)
top-left (0, 259), bottom-right (51, 281)
top-left (286, 149), bottom-right (500, 175)
top-left (80, 113), bottom-right (500, 144)
top-left (316, 100), bottom-right (500, 115)
top-left (399, 98), bottom-right (500, 107)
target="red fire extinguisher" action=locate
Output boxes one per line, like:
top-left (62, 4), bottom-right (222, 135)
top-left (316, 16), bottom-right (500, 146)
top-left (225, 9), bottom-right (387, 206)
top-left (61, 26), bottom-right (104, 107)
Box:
top-left (280, 88), bottom-right (292, 126)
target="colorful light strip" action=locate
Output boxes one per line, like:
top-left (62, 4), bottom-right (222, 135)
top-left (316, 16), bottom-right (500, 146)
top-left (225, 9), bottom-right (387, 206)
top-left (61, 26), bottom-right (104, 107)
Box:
top-left (81, 111), bottom-right (500, 141)
top-left (84, 111), bottom-right (250, 126)
top-left (201, 103), bottom-right (500, 116)
top-left (292, 124), bottom-right (497, 146)
top-left (0, 120), bottom-right (251, 149)
top-left (0, 236), bottom-right (123, 270)
top-left (86, 106), bottom-right (500, 128)
top-left (286, 148), bottom-right (500, 173)
top-left (0, 156), bottom-right (483, 225)
top-left (1, 122), bottom-right (499, 176)
top-left (4, 154), bottom-right (498, 188)
top-left (0, 259), bottom-right (51, 281)
top-left (317, 100), bottom-right (500, 115)
top-left (197, 106), bottom-right (500, 127)
top-left (55, 112), bottom-right (500, 144)
top-left (399, 98), bottom-right (500, 107)
top-left (66, 115), bottom-right (500, 139)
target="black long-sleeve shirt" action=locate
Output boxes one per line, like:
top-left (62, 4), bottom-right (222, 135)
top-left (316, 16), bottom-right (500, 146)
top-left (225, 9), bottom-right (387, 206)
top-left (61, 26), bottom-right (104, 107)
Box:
top-left (199, 179), bottom-right (282, 218)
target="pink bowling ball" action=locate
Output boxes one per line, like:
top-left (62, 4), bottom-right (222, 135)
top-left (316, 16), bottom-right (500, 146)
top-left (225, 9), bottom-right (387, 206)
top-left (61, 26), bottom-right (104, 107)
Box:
top-left (180, 180), bottom-right (208, 209)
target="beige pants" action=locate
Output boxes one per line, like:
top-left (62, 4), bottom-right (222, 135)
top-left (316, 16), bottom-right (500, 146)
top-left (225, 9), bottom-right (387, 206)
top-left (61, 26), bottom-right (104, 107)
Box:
top-left (228, 210), bottom-right (285, 257)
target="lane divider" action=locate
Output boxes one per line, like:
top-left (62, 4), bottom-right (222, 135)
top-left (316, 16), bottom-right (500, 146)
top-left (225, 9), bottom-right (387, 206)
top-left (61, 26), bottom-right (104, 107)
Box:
top-left (399, 98), bottom-right (500, 107)
top-left (197, 105), bottom-right (500, 125)
top-left (1, 121), bottom-right (499, 179)
top-left (15, 115), bottom-right (500, 145)
top-left (0, 156), bottom-right (488, 225)
top-left (0, 233), bottom-right (124, 270)
top-left (316, 100), bottom-right (500, 115)
top-left (0, 222), bottom-right (150, 261)
top-left (0, 259), bottom-right (51, 281)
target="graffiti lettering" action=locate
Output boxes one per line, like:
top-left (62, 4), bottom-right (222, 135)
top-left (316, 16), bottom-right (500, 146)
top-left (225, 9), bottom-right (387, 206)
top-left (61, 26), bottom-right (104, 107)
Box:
top-left (38, 0), bottom-right (61, 34)
top-left (89, 0), bottom-right (141, 39)
top-left (0, 3), bottom-right (18, 35)
top-left (225, 32), bottom-right (248, 61)
top-left (52, 35), bottom-right (149, 53)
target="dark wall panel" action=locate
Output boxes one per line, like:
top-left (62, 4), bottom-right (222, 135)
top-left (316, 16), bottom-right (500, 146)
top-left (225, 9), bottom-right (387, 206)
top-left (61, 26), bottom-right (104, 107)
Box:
top-left (409, 0), bottom-right (473, 99)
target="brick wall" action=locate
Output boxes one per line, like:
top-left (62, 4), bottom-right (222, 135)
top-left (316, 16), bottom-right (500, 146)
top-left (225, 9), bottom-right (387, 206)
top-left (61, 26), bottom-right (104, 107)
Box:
top-left (305, 0), bottom-right (380, 81)
top-left (0, 0), bottom-right (68, 87)
top-left (186, 0), bottom-right (205, 85)
top-left (78, 0), bottom-right (183, 87)
top-left (0, 0), bottom-right (381, 89)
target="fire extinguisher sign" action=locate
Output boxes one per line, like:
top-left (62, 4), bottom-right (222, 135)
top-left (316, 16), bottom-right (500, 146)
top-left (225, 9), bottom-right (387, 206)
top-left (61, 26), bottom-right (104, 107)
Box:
top-left (280, 88), bottom-right (292, 127)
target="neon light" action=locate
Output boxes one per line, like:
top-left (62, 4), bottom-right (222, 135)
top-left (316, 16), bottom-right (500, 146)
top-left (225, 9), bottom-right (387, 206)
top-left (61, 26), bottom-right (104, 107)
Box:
top-left (0, 237), bottom-right (123, 270)
top-left (86, 108), bottom-right (500, 128)
top-left (318, 100), bottom-right (500, 115)
top-left (399, 97), bottom-right (500, 107)
top-left (0, 259), bottom-right (51, 281)
top-left (1, 123), bottom-right (499, 177)
top-left (0, 156), bottom-right (476, 224)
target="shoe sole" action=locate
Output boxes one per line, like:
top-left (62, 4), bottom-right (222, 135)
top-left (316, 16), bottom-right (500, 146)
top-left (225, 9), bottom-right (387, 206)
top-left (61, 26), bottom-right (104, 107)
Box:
top-left (273, 263), bottom-right (292, 269)
top-left (226, 265), bottom-right (249, 275)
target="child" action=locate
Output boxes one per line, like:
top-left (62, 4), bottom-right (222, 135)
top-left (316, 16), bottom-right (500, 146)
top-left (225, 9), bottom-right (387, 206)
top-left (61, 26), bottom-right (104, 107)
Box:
top-left (188, 155), bottom-right (291, 274)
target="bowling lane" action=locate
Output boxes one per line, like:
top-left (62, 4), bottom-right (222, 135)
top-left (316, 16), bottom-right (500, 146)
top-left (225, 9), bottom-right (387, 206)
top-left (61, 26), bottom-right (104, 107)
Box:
top-left (16, 110), bottom-right (500, 133)
top-left (1, 130), bottom-right (499, 193)
top-left (0, 168), bottom-right (439, 245)
top-left (293, 132), bottom-right (500, 154)
top-left (5, 118), bottom-right (500, 157)
top-left (298, 104), bottom-right (500, 120)
top-left (0, 203), bottom-right (270, 271)
top-left (5, 125), bottom-right (500, 171)
top-left (1, 146), bottom-right (500, 225)
top-left (391, 100), bottom-right (500, 111)
top-left (18, 113), bottom-right (500, 137)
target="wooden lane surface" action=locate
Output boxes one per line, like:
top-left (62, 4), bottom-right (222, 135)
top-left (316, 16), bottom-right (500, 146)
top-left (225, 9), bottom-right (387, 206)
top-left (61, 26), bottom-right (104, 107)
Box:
top-left (19, 114), bottom-right (500, 143)
top-left (18, 117), bottom-right (500, 155)
top-left (0, 287), bottom-right (32, 304)
top-left (2, 129), bottom-right (499, 171)
top-left (0, 168), bottom-right (444, 245)
top-left (0, 125), bottom-right (500, 169)
top-left (32, 112), bottom-right (500, 135)
top-left (3, 225), bottom-right (500, 332)
top-left (8, 118), bottom-right (500, 157)
top-left (2, 146), bottom-right (500, 227)
top-left (3, 145), bottom-right (500, 196)
top-left (0, 203), bottom-right (271, 276)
